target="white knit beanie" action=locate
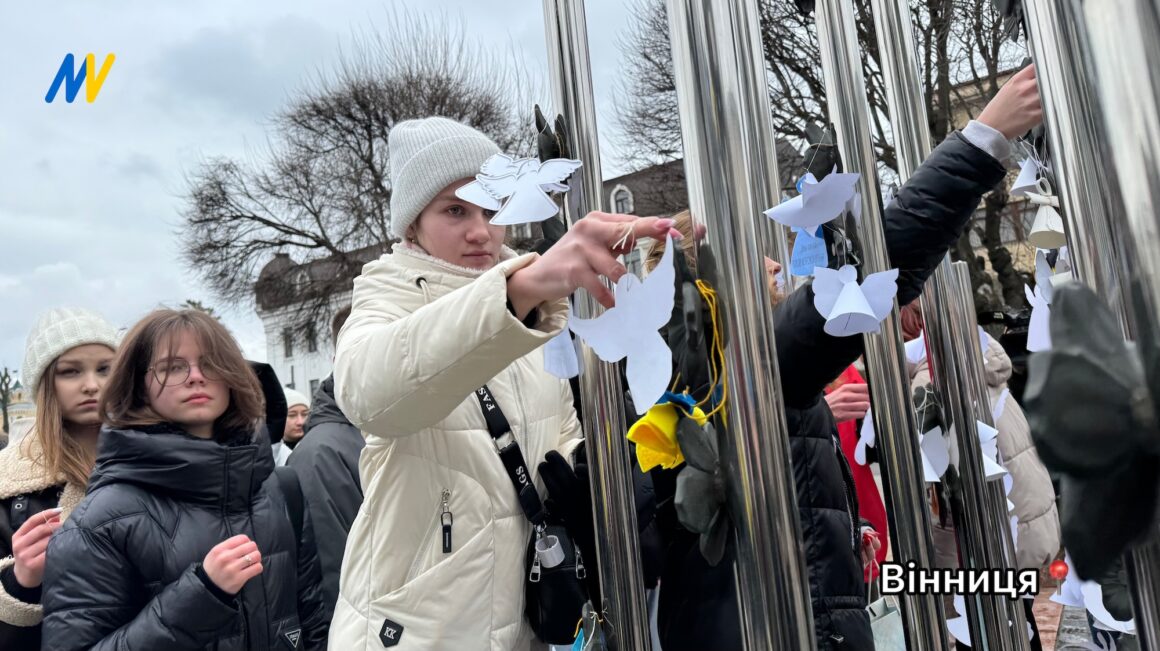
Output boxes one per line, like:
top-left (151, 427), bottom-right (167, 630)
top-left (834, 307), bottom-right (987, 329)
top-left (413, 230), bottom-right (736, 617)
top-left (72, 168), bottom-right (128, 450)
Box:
top-left (283, 386), bottom-right (311, 409)
top-left (22, 307), bottom-right (119, 402)
top-left (388, 117), bottom-right (502, 240)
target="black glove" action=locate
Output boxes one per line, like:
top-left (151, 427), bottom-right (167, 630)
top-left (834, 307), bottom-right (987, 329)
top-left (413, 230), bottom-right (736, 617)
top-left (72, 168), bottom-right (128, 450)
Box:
top-left (538, 446), bottom-right (601, 604)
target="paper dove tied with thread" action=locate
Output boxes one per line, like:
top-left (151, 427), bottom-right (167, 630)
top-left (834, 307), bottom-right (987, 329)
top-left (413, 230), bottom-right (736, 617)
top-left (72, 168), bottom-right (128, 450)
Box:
top-left (790, 226), bottom-right (828, 277)
top-left (456, 153), bottom-right (583, 226)
top-left (765, 171), bottom-right (861, 230)
top-left (569, 236), bottom-right (676, 415)
top-left (812, 265), bottom-right (900, 337)
top-left (855, 408), bottom-right (875, 465)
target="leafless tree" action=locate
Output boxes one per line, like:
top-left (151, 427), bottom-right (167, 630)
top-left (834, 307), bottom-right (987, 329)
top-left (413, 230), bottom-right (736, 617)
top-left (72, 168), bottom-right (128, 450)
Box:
top-left (180, 8), bottom-right (539, 336)
top-left (615, 0), bottom-right (1030, 312)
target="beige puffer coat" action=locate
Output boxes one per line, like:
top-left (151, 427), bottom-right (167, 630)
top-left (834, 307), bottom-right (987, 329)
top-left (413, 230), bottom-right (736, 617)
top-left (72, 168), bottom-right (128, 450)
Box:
top-left (329, 244), bottom-right (583, 651)
top-left (911, 338), bottom-right (1060, 570)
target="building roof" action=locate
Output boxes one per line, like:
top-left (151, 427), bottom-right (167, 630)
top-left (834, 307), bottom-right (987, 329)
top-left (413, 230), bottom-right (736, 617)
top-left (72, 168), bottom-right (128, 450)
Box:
top-left (601, 139), bottom-right (805, 218)
top-left (254, 242), bottom-right (386, 312)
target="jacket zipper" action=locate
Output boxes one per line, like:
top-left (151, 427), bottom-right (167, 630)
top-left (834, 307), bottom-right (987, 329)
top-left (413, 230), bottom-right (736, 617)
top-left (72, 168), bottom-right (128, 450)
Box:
top-left (834, 435), bottom-right (858, 551)
top-left (407, 489), bottom-right (451, 581)
top-left (220, 448), bottom-right (252, 649)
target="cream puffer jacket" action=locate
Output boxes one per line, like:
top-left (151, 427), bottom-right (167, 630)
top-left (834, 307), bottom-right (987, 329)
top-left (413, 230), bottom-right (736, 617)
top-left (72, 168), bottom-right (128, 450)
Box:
top-left (911, 338), bottom-right (1061, 570)
top-left (330, 244), bottom-right (583, 651)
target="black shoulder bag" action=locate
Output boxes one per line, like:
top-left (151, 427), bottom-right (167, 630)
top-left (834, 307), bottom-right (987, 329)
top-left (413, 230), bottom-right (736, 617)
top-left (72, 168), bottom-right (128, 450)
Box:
top-left (472, 385), bottom-right (589, 644)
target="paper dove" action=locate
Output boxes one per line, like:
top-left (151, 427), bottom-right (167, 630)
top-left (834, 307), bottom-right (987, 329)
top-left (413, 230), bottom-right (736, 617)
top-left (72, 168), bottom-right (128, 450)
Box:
top-left (812, 264), bottom-right (900, 337)
top-left (543, 330), bottom-right (582, 380)
top-left (461, 153), bottom-right (583, 226)
top-left (1025, 284), bottom-right (1052, 352)
top-left (455, 153), bottom-right (526, 210)
top-left (921, 426), bottom-right (950, 482)
top-left (569, 236), bottom-right (676, 414)
top-left (765, 171), bottom-right (861, 230)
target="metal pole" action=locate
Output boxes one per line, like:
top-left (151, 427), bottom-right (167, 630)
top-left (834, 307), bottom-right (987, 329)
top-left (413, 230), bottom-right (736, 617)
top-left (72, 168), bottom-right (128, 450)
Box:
top-left (665, 0), bottom-right (816, 648)
top-left (812, 1), bottom-right (948, 648)
top-left (542, 2), bottom-right (650, 648)
top-left (955, 262), bottom-right (1031, 651)
top-left (868, 0), bottom-right (1028, 647)
top-left (1076, 0), bottom-right (1160, 645)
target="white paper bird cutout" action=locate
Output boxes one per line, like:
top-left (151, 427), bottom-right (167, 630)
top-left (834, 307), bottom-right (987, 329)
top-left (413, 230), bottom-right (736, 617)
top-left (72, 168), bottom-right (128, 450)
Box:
top-left (947, 593), bottom-right (1035, 646)
top-left (1011, 157), bottom-right (1042, 197)
top-left (455, 153), bottom-right (583, 226)
top-left (812, 265), bottom-right (900, 337)
top-left (544, 330), bottom-right (582, 380)
top-left (1053, 552), bottom-right (1137, 638)
top-left (976, 420), bottom-right (1008, 481)
top-left (568, 236), bottom-right (676, 415)
top-left (765, 171), bottom-right (861, 230)
top-left (921, 426), bottom-right (950, 482)
top-left (1025, 284), bottom-right (1052, 352)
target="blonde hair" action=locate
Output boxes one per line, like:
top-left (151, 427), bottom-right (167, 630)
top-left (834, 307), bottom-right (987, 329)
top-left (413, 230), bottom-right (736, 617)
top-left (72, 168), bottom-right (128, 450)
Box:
top-left (101, 309), bottom-right (265, 439)
top-left (24, 362), bottom-right (97, 489)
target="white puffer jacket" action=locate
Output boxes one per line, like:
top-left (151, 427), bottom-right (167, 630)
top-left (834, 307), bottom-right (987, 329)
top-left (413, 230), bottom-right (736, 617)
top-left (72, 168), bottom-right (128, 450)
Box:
top-left (330, 244), bottom-right (583, 651)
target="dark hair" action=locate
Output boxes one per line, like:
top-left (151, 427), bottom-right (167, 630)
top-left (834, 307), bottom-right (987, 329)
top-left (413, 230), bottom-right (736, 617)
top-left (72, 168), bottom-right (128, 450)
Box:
top-left (101, 309), bottom-right (265, 438)
top-left (332, 305), bottom-right (352, 345)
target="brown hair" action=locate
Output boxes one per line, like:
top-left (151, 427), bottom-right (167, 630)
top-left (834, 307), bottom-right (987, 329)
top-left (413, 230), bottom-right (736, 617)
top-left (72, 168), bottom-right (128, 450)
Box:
top-left (25, 363), bottom-right (97, 489)
top-left (332, 304), bottom-right (352, 345)
top-left (101, 309), bottom-right (265, 438)
top-left (646, 209), bottom-right (784, 304)
top-left (900, 300), bottom-right (924, 342)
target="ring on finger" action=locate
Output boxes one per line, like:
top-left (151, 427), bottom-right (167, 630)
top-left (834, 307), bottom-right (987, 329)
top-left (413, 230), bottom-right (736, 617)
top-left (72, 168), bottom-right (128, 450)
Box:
top-left (243, 553), bottom-right (254, 566)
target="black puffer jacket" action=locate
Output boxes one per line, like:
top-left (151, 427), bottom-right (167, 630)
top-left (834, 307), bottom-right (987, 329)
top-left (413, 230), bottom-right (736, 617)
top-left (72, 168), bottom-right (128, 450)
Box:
top-left (288, 375), bottom-right (365, 625)
top-left (41, 425), bottom-right (329, 651)
top-left (655, 132), bottom-right (1007, 650)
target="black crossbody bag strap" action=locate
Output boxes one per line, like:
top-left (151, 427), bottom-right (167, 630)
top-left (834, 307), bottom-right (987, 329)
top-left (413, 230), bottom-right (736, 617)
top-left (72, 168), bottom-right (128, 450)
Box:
top-left (473, 385), bottom-right (547, 526)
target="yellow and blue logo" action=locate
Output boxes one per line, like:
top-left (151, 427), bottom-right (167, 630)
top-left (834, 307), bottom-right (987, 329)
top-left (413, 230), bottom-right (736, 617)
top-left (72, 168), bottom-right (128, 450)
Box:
top-left (45, 53), bottom-right (115, 104)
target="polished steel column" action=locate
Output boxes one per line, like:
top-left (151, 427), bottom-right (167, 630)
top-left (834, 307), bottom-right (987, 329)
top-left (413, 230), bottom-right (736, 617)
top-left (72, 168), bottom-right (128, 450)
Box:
top-left (1077, 0), bottom-right (1160, 645)
top-left (813, 0), bottom-right (948, 648)
top-left (665, 0), bottom-right (815, 648)
top-left (542, 2), bottom-right (650, 648)
top-left (869, 0), bottom-right (1027, 647)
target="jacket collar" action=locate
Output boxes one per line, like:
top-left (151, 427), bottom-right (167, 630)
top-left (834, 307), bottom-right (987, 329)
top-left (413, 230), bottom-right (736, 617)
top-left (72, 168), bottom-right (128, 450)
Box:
top-left (88, 425), bottom-right (274, 512)
top-left (389, 242), bottom-right (519, 302)
top-left (0, 438), bottom-right (87, 520)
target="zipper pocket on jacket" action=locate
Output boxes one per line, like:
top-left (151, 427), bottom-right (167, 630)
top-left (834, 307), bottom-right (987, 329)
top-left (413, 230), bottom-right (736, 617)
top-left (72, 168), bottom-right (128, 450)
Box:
top-left (406, 488), bottom-right (451, 582)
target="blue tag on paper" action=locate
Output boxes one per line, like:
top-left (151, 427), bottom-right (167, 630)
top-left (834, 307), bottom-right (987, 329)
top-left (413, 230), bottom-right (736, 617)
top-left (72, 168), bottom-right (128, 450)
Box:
top-left (790, 226), bottom-right (828, 277)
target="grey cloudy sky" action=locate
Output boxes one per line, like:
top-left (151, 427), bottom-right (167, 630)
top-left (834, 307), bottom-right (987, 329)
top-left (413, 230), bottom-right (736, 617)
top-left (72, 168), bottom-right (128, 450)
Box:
top-left (0, 0), bottom-right (637, 378)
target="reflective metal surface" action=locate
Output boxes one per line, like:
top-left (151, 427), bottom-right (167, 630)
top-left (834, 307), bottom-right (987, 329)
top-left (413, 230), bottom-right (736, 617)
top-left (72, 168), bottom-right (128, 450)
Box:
top-left (542, 2), bottom-right (650, 647)
top-left (665, 0), bottom-right (815, 647)
top-left (1077, 0), bottom-right (1160, 645)
top-left (813, 0), bottom-right (948, 648)
top-left (870, 0), bottom-right (1026, 647)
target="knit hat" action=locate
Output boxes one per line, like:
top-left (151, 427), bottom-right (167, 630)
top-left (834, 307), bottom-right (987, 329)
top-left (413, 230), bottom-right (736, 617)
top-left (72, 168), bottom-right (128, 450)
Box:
top-left (283, 386), bottom-right (311, 410)
top-left (388, 117), bottom-right (501, 240)
top-left (22, 307), bottom-right (119, 402)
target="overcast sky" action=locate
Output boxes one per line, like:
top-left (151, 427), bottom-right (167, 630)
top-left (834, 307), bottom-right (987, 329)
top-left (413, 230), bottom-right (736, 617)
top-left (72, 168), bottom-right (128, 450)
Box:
top-left (0, 0), bottom-right (638, 378)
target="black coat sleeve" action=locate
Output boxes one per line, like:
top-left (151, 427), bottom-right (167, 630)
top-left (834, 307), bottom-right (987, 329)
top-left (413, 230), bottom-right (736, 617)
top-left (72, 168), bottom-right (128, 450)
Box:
top-left (287, 433), bottom-right (361, 625)
top-left (295, 500), bottom-right (330, 650)
top-left (41, 525), bottom-right (238, 651)
top-left (774, 132), bottom-right (1006, 408)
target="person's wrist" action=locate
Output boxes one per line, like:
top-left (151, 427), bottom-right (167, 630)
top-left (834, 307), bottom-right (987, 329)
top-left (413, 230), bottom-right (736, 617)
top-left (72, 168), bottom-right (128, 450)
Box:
top-left (507, 268), bottom-right (543, 321)
top-left (12, 564), bottom-right (39, 589)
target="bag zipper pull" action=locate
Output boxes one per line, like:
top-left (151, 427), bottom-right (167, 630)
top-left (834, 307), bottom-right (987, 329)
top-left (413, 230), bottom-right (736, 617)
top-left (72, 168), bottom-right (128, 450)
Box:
top-left (529, 553), bottom-right (542, 583)
top-left (440, 489), bottom-right (453, 554)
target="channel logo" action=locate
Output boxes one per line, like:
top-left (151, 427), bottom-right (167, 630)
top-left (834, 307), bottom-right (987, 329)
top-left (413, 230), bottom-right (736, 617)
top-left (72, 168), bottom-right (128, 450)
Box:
top-left (45, 53), bottom-right (116, 104)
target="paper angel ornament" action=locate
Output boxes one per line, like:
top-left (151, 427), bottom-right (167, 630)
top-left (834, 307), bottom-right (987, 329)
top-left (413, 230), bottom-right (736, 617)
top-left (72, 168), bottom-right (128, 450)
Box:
top-left (1011, 157), bottom-right (1041, 197)
top-left (765, 171), bottom-right (860, 230)
top-left (1025, 284), bottom-right (1052, 352)
top-left (455, 153), bottom-right (582, 226)
top-left (569, 236), bottom-right (676, 414)
top-left (1026, 179), bottom-right (1067, 249)
top-left (812, 264), bottom-right (899, 337)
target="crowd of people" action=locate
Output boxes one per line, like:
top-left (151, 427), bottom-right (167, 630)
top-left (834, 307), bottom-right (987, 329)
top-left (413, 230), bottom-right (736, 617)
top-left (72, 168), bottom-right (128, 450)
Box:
top-left (0, 64), bottom-right (1070, 651)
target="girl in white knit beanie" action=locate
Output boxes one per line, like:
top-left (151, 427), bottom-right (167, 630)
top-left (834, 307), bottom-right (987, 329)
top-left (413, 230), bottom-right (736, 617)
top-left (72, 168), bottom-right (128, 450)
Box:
top-left (329, 116), bottom-right (677, 650)
top-left (0, 307), bottom-right (118, 649)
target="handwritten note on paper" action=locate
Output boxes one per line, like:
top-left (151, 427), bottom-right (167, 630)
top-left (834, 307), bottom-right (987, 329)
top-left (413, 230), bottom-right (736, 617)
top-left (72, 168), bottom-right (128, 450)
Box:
top-left (790, 226), bottom-right (828, 277)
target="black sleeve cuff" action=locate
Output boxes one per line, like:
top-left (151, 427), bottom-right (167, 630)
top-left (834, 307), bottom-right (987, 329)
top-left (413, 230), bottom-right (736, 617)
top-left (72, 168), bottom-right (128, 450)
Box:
top-left (194, 563), bottom-right (237, 606)
top-left (1, 564), bottom-right (41, 604)
top-left (506, 298), bottom-right (540, 329)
